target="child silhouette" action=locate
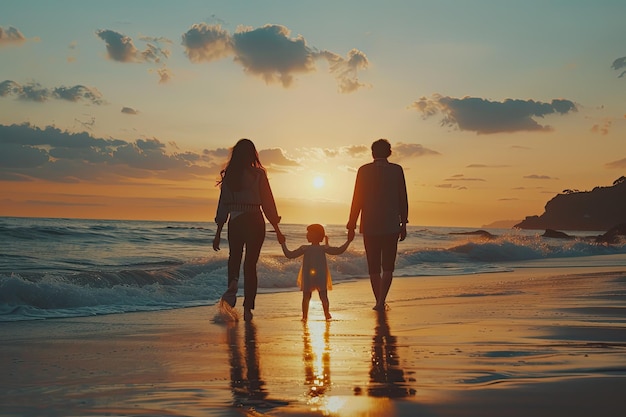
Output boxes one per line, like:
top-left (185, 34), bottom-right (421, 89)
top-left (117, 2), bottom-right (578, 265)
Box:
top-left (281, 224), bottom-right (352, 321)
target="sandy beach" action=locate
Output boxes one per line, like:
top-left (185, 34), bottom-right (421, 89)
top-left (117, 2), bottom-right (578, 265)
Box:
top-left (2, 261), bottom-right (626, 417)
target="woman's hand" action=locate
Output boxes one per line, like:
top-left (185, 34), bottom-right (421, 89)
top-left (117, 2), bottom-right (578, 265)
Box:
top-left (213, 223), bottom-right (224, 251)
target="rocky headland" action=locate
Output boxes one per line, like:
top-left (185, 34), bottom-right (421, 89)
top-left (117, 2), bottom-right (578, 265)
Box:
top-left (514, 177), bottom-right (626, 232)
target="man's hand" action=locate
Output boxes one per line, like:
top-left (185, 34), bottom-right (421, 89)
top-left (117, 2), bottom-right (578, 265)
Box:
top-left (347, 228), bottom-right (355, 242)
top-left (399, 224), bottom-right (407, 242)
top-left (212, 235), bottom-right (221, 251)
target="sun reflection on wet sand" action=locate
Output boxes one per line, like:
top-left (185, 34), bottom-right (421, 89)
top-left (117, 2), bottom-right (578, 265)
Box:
top-left (303, 320), bottom-right (331, 400)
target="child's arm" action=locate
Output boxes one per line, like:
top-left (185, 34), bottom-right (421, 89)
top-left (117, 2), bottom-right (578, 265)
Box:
top-left (281, 241), bottom-right (305, 259)
top-left (324, 238), bottom-right (351, 255)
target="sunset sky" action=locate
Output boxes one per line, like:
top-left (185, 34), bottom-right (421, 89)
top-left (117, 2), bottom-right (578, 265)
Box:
top-left (1, 0), bottom-right (625, 227)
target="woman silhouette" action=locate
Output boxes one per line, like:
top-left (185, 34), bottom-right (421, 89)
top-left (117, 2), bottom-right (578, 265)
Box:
top-left (213, 139), bottom-right (284, 321)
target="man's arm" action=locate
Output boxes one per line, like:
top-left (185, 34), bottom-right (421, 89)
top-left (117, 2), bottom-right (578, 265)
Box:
top-left (346, 167), bottom-right (363, 233)
top-left (398, 166), bottom-right (409, 241)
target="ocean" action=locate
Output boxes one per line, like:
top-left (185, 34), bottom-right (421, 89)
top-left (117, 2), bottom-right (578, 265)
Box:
top-left (1, 216), bottom-right (625, 322)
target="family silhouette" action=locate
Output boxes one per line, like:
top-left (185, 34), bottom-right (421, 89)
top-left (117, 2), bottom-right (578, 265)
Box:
top-left (212, 138), bottom-right (408, 319)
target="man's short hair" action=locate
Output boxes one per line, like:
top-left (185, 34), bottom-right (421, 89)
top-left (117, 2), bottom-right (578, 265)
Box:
top-left (371, 139), bottom-right (392, 158)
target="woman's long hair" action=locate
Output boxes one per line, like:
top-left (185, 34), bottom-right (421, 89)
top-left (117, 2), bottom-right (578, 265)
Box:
top-left (217, 139), bottom-right (265, 191)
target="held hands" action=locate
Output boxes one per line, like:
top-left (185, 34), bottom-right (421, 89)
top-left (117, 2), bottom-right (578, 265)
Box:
top-left (276, 230), bottom-right (286, 245)
top-left (347, 228), bottom-right (355, 242)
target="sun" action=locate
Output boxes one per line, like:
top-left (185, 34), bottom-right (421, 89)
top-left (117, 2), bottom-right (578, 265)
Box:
top-left (313, 176), bottom-right (325, 189)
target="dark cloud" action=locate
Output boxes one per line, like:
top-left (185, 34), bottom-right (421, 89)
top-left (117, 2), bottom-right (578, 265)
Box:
top-left (259, 148), bottom-right (300, 167)
top-left (523, 174), bottom-right (556, 180)
top-left (232, 25), bottom-right (316, 87)
top-left (466, 164), bottom-right (510, 168)
top-left (605, 157), bottom-right (626, 169)
top-left (0, 123), bottom-right (220, 183)
top-left (436, 183), bottom-right (468, 190)
top-left (181, 23), bottom-right (369, 93)
top-left (611, 56), bottom-right (626, 78)
top-left (445, 175), bottom-right (485, 182)
top-left (0, 80), bottom-right (104, 104)
top-left (96, 29), bottom-right (170, 63)
top-left (393, 142), bottom-right (440, 159)
top-left (121, 107), bottom-right (139, 115)
top-left (53, 85), bottom-right (104, 104)
top-left (410, 95), bottom-right (578, 134)
top-left (181, 23), bottom-right (233, 63)
top-left (0, 26), bottom-right (26, 46)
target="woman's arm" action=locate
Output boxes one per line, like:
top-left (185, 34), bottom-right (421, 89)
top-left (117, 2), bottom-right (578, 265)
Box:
top-left (212, 222), bottom-right (224, 251)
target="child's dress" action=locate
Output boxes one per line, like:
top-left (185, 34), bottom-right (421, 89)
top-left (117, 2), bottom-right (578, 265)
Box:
top-left (281, 243), bottom-right (349, 292)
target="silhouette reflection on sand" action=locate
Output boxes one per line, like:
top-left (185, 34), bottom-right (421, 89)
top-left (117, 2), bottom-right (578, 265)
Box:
top-left (227, 321), bottom-right (268, 406)
top-left (368, 310), bottom-right (416, 398)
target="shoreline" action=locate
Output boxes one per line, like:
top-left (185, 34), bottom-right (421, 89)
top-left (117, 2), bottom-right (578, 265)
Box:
top-left (1, 264), bottom-right (626, 416)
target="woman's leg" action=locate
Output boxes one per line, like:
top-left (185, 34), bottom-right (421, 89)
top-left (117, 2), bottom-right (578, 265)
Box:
top-left (223, 217), bottom-right (245, 307)
top-left (241, 211), bottom-right (265, 313)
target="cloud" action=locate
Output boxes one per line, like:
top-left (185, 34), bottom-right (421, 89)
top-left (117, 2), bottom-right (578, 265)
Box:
top-left (466, 164), bottom-right (510, 168)
top-left (181, 23), bottom-right (233, 63)
top-left (436, 183), bottom-right (467, 190)
top-left (611, 56), bottom-right (626, 78)
top-left (605, 157), bottom-right (626, 169)
top-left (318, 48), bottom-right (370, 93)
top-left (96, 29), bottom-right (170, 63)
top-left (0, 26), bottom-right (26, 47)
top-left (0, 123), bottom-right (219, 183)
top-left (181, 23), bottom-right (369, 93)
top-left (0, 80), bottom-right (104, 104)
top-left (259, 148), bottom-right (300, 167)
top-left (591, 119), bottom-right (612, 135)
top-left (393, 142), bottom-right (440, 159)
top-left (121, 107), bottom-right (139, 115)
top-left (410, 95), bottom-right (578, 134)
top-left (155, 67), bottom-right (172, 84)
top-left (523, 174), bottom-right (557, 180)
top-left (343, 145), bottom-right (370, 157)
top-left (445, 174), bottom-right (485, 182)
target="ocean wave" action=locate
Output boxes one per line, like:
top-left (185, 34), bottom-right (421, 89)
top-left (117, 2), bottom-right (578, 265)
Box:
top-left (2, 218), bottom-right (626, 321)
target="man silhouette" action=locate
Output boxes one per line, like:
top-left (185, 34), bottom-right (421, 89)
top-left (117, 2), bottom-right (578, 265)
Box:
top-left (347, 139), bottom-right (408, 310)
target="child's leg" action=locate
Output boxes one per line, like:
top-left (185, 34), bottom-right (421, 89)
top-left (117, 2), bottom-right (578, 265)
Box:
top-left (302, 291), bottom-right (312, 321)
top-left (319, 290), bottom-right (331, 320)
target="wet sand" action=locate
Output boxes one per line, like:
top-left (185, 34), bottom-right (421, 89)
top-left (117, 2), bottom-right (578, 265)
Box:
top-left (1, 264), bottom-right (626, 416)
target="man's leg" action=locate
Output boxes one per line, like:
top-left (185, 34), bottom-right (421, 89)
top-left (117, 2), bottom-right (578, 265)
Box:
top-left (369, 273), bottom-right (381, 305)
top-left (376, 233), bottom-right (399, 310)
top-left (364, 235), bottom-right (383, 308)
top-left (377, 270), bottom-right (393, 309)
